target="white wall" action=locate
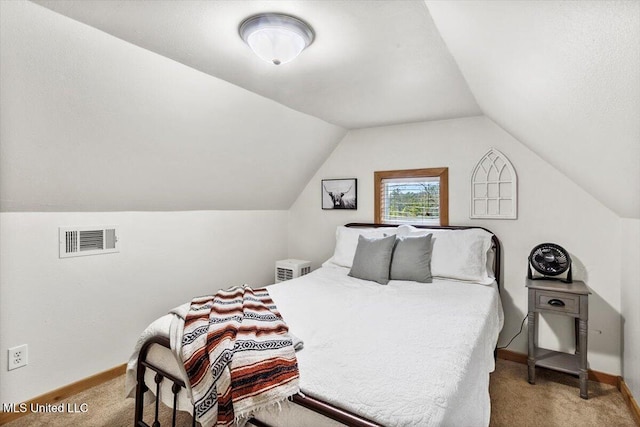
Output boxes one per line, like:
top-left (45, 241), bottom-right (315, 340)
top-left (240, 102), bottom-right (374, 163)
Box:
top-left (621, 219), bottom-right (640, 401)
top-left (0, 210), bottom-right (288, 404)
top-left (288, 116), bottom-right (623, 375)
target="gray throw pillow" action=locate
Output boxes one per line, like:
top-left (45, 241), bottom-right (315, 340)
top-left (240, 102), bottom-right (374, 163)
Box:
top-left (390, 234), bottom-right (433, 283)
top-left (348, 234), bottom-right (396, 285)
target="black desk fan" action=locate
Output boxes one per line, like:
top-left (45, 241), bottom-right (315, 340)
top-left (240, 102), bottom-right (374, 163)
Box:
top-left (528, 243), bottom-right (573, 283)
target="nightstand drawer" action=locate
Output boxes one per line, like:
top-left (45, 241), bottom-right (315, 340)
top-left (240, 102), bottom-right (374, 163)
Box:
top-left (535, 290), bottom-right (580, 314)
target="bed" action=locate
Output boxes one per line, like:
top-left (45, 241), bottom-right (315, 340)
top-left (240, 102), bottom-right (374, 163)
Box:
top-left (126, 223), bottom-right (504, 427)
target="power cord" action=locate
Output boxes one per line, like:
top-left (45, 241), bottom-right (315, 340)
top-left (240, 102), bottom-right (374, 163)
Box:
top-left (497, 314), bottom-right (528, 349)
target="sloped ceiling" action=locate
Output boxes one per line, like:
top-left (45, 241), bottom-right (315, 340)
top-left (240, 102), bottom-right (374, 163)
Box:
top-left (3, 1), bottom-right (638, 217)
top-left (0, 0), bottom-right (346, 211)
top-left (30, 0), bottom-right (481, 129)
top-left (427, 0), bottom-right (640, 218)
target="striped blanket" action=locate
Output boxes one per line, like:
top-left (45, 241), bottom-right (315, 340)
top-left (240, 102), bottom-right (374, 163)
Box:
top-left (181, 286), bottom-right (300, 427)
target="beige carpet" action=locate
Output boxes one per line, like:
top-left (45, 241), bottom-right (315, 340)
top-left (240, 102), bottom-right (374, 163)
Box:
top-left (489, 360), bottom-right (637, 427)
top-left (4, 359), bottom-right (638, 427)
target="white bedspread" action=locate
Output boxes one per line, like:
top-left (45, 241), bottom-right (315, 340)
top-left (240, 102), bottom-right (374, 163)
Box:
top-left (126, 266), bottom-right (503, 427)
top-left (264, 266), bottom-right (503, 427)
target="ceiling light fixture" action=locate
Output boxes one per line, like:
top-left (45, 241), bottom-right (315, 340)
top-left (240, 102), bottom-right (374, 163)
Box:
top-left (239, 13), bottom-right (314, 65)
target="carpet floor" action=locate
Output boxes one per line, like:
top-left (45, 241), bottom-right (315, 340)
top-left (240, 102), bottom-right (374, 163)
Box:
top-left (4, 359), bottom-right (638, 426)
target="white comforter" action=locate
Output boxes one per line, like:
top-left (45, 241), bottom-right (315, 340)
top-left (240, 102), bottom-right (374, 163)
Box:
top-left (126, 266), bottom-right (503, 427)
top-left (265, 266), bottom-right (503, 427)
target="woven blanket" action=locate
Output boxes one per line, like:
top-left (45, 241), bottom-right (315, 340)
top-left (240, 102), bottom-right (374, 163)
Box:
top-left (181, 286), bottom-right (300, 427)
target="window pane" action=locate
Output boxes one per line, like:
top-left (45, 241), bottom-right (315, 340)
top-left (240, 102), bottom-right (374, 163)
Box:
top-left (381, 177), bottom-right (440, 224)
top-left (374, 168), bottom-right (448, 225)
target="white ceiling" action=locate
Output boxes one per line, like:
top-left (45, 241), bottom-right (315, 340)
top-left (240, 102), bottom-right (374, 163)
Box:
top-left (1, 0), bottom-right (346, 211)
top-left (32, 0), bottom-right (481, 129)
top-left (8, 1), bottom-right (640, 217)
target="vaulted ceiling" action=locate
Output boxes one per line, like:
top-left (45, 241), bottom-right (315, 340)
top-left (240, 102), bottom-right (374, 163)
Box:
top-left (427, 0), bottom-right (640, 219)
top-left (31, 0), bottom-right (481, 129)
top-left (4, 1), bottom-right (639, 217)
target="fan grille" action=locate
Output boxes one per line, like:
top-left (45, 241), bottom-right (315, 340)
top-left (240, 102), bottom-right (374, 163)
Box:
top-left (529, 243), bottom-right (571, 276)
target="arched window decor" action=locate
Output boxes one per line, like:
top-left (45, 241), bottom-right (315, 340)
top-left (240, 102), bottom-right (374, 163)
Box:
top-left (470, 148), bottom-right (517, 219)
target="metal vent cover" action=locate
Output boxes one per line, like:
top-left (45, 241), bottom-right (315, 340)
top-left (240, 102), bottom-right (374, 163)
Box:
top-left (59, 226), bottom-right (119, 258)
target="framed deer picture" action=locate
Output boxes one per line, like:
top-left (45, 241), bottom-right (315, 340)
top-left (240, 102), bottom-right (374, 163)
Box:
top-left (322, 178), bottom-right (357, 210)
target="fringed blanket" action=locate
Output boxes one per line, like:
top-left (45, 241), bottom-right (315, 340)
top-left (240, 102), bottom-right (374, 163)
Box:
top-left (181, 286), bottom-right (300, 427)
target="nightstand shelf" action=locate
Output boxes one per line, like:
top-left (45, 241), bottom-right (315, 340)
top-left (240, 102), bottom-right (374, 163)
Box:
top-left (534, 348), bottom-right (581, 375)
top-left (526, 278), bottom-right (591, 399)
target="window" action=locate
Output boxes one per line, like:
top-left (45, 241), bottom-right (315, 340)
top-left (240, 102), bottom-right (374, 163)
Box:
top-left (374, 168), bottom-right (448, 225)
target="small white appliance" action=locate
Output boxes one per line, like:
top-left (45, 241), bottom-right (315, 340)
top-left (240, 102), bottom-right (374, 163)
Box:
top-left (275, 259), bottom-right (311, 283)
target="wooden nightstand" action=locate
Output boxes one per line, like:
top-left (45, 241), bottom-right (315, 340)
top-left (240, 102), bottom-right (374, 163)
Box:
top-left (526, 278), bottom-right (591, 399)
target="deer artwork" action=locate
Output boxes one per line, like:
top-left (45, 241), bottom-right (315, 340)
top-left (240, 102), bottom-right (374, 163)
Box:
top-left (323, 183), bottom-right (356, 209)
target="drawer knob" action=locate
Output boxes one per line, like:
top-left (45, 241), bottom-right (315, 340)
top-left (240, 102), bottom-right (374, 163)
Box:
top-left (548, 299), bottom-right (565, 307)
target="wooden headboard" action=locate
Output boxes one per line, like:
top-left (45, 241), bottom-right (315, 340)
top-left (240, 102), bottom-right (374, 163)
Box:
top-left (345, 223), bottom-right (502, 290)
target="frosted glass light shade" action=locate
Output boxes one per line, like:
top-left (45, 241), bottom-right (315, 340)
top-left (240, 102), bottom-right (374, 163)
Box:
top-left (240, 13), bottom-right (314, 65)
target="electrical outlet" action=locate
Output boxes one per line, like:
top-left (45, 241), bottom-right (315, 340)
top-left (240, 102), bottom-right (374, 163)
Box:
top-left (8, 345), bottom-right (28, 371)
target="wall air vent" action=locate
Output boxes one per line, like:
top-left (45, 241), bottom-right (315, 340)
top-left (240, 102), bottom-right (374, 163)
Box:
top-left (59, 226), bottom-right (119, 258)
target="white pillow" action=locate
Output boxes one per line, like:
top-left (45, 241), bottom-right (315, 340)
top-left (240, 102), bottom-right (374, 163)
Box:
top-left (323, 226), bottom-right (399, 268)
top-left (398, 225), bottom-right (495, 284)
